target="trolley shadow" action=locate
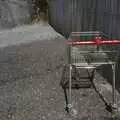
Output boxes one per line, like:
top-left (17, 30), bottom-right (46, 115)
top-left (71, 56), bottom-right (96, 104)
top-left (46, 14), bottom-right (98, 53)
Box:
top-left (60, 65), bottom-right (113, 113)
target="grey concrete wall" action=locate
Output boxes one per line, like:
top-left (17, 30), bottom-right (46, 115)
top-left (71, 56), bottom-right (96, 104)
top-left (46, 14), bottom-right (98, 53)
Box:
top-left (0, 0), bottom-right (32, 30)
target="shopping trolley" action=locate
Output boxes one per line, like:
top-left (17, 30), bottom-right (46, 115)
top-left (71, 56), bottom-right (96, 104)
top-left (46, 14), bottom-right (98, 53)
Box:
top-left (66, 31), bottom-right (120, 116)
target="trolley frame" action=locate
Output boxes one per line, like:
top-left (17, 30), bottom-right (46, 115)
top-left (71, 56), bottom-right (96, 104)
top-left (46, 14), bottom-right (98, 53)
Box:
top-left (66, 31), bottom-right (120, 116)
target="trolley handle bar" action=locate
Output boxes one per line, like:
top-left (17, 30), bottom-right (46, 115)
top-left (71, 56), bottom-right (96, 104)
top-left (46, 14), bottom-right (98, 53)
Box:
top-left (69, 37), bottom-right (120, 45)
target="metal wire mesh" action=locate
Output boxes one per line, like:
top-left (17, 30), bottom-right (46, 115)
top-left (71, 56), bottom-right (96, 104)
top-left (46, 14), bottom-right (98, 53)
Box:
top-left (71, 50), bottom-right (118, 64)
top-left (68, 32), bottom-right (120, 66)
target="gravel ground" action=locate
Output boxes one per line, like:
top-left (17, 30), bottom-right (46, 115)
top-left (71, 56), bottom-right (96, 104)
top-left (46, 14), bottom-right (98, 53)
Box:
top-left (0, 24), bottom-right (119, 120)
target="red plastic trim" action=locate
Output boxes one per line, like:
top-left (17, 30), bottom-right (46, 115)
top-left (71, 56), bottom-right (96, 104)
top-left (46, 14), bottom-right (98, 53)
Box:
top-left (68, 37), bottom-right (120, 46)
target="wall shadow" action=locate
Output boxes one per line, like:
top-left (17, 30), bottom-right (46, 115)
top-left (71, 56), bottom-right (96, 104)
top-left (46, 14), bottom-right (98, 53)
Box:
top-left (100, 62), bottom-right (120, 93)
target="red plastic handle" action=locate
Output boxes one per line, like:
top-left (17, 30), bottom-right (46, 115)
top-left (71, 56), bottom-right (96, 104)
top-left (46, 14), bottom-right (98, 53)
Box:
top-left (69, 37), bottom-right (120, 45)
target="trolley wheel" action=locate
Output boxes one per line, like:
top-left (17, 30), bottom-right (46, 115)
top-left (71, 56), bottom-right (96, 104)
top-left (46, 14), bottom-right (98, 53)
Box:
top-left (111, 107), bottom-right (120, 120)
top-left (105, 103), bottom-right (120, 119)
top-left (66, 105), bottom-right (78, 118)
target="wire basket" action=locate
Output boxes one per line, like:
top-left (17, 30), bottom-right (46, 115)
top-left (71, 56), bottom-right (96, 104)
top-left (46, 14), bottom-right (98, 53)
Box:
top-left (68, 32), bottom-right (120, 66)
top-left (71, 50), bottom-right (119, 66)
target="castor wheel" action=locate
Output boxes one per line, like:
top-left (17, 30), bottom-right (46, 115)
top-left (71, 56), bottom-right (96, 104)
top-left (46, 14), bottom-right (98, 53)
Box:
top-left (66, 104), bottom-right (78, 118)
top-left (105, 103), bottom-right (120, 119)
top-left (111, 107), bottom-right (120, 120)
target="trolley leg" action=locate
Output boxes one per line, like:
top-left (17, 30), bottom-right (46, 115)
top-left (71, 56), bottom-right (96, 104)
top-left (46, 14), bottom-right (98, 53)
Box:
top-left (67, 65), bottom-right (78, 117)
top-left (67, 64), bottom-right (72, 110)
top-left (63, 88), bottom-right (69, 112)
top-left (111, 63), bottom-right (117, 115)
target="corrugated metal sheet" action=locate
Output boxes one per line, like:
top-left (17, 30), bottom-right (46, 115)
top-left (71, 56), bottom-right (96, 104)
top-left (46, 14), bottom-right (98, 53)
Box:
top-left (48, 0), bottom-right (120, 38)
